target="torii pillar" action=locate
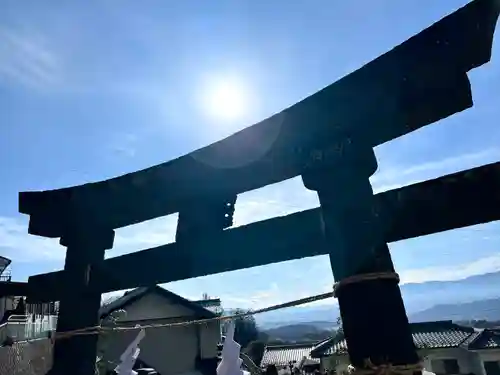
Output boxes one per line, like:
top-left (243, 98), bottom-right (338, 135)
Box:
top-left (176, 195), bottom-right (237, 375)
top-left (47, 224), bottom-right (115, 375)
top-left (302, 142), bottom-right (420, 372)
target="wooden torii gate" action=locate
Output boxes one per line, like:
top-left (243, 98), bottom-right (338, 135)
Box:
top-left (15, 1), bottom-right (499, 374)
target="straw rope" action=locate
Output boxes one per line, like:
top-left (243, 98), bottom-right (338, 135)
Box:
top-left (53, 290), bottom-right (336, 340)
top-left (52, 271), bottom-right (400, 340)
top-left (333, 272), bottom-right (400, 297)
top-left (350, 359), bottom-right (423, 375)
top-left (46, 272), bottom-right (421, 375)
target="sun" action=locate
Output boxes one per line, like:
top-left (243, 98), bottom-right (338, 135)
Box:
top-left (201, 77), bottom-right (250, 123)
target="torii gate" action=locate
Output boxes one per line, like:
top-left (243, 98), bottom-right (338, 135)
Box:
top-left (15, 1), bottom-right (500, 374)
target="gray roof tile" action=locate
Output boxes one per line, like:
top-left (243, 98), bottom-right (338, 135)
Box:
top-left (468, 329), bottom-right (500, 350)
top-left (261, 344), bottom-right (320, 367)
top-left (311, 321), bottom-right (476, 357)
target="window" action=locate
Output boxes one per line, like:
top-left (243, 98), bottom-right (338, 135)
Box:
top-left (443, 359), bottom-right (460, 374)
top-left (484, 361), bottom-right (500, 375)
top-left (431, 359), bottom-right (460, 375)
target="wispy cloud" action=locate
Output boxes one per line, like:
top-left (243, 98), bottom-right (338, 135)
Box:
top-left (111, 134), bottom-right (138, 158)
top-left (0, 217), bottom-right (62, 262)
top-left (211, 249), bottom-right (500, 310)
top-left (0, 26), bottom-right (61, 89)
top-left (372, 148), bottom-right (500, 192)
top-left (0, 214), bottom-right (178, 264)
top-left (399, 252), bottom-right (500, 284)
top-left (215, 281), bottom-right (337, 310)
top-left (234, 147), bottom-right (500, 227)
top-left (110, 214), bottom-right (178, 257)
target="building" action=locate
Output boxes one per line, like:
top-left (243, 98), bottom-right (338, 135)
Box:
top-left (260, 343), bottom-right (321, 373)
top-left (0, 256), bottom-right (14, 324)
top-left (99, 286), bottom-right (222, 375)
top-left (310, 321), bottom-right (500, 375)
top-left (468, 329), bottom-right (500, 375)
top-left (1, 258), bottom-right (58, 344)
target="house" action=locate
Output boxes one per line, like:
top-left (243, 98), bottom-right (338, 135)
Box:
top-left (468, 329), bottom-right (500, 375)
top-left (0, 256), bottom-right (14, 324)
top-left (310, 321), bottom-right (500, 375)
top-left (99, 286), bottom-right (222, 375)
top-left (0, 257), bottom-right (58, 344)
top-left (260, 343), bottom-right (321, 373)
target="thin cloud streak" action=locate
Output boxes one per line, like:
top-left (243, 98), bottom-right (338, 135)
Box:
top-left (0, 217), bottom-right (62, 262)
top-left (399, 253), bottom-right (500, 284)
top-left (0, 26), bottom-right (61, 89)
top-left (372, 147), bottom-right (500, 192)
top-left (211, 251), bottom-right (500, 310)
top-left (220, 282), bottom-right (337, 310)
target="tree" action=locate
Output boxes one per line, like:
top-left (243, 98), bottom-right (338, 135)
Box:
top-left (96, 305), bottom-right (127, 375)
top-left (226, 309), bottom-right (259, 349)
top-left (336, 316), bottom-right (343, 334)
top-left (245, 340), bottom-right (266, 365)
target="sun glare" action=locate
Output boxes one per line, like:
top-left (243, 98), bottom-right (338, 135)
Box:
top-left (201, 77), bottom-right (250, 123)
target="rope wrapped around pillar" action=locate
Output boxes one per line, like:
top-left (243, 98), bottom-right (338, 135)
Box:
top-left (301, 140), bottom-right (420, 375)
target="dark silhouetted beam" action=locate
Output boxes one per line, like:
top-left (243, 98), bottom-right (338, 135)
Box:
top-left (0, 281), bottom-right (30, 298)
top-left (27, 162), bottom-right (500, 303)
top-left (19, 0), bottom-right (499, 237)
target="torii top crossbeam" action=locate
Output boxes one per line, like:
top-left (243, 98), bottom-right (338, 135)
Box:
top-left (19, 0), bottom-right (500, 238)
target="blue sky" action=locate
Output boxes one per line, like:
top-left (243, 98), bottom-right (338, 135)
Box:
top-left (0, 0), bottom-right (499, 310)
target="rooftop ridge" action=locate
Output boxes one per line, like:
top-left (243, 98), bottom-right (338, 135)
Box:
top-left (265, 343), bottom-right (318, 350)
top-left (311, 320), bottom-right (481, 358)
top-left (410, 320), bottom-right (474, 332)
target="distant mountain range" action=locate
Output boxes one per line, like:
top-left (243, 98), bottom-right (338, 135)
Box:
top-left (410, 298), bottom-right (500, 322)
top-left (262, 323), bottom-right (334, 343)
top-left (253, 271), bottom-right (500, 329)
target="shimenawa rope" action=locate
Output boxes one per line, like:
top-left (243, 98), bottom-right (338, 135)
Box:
top-left (350, 359), bottom-right (423, 375)
top-left (50, 271), bottom-right (424, 374)
top-left (333, 272), bottom-right (400, 297)
top-left (53, 290), bottom-right (336, 340)
top-left (53, 271), bottom-right (400, 340)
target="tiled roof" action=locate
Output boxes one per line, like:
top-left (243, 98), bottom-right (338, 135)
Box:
top-left (260, 343), bottom-right (320, 368)
top-left (468, 329), bottom-right (500, 350)
top-left (311, 321), bottom-right (476, 358)
top-left (99, 286), bottom-right (216, 319)
top-left (459, 330), bottom-right (482, 347)
top-left (412, 321), bottom-right (474, 348)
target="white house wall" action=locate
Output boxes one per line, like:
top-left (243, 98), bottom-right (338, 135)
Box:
top-left (478, 349), bottom-right (500, 362)
top-left (139, 323), bottom-right (199, 375)
top-left (101, 318), bottom-right (199, 375)
top-left (199, 321), bottom-right (221, 359)
top-left (426, 348), bottom-right (480, 374)
top-left (460, 350), bottom-right (486, 375)
top-left (100, 293), bottom-right (220, 375)
top-left (477, 350), bottom-right (500, 375)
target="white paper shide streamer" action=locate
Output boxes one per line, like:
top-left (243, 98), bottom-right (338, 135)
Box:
top-left (217, 321), bottom-right (245, 375)
top-left (115, 328), bottom-right (146, 375)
